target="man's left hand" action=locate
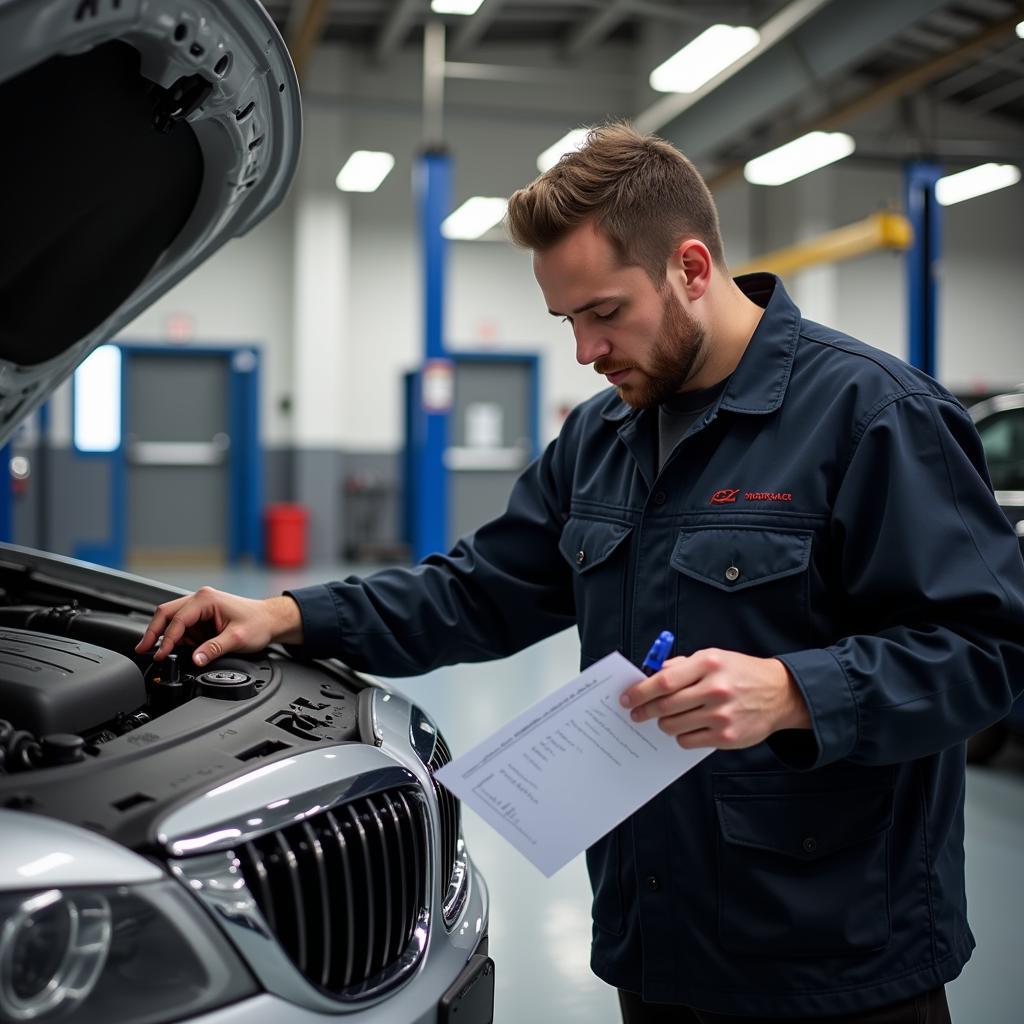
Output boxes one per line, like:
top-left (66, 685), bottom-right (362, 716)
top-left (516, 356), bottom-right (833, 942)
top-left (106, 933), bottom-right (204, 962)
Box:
top-left (619, 649), bottom-right (812, 749)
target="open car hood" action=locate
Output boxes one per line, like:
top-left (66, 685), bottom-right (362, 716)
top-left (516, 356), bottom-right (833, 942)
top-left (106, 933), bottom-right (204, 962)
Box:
top-left (0, 0), bottom-right (301, 444)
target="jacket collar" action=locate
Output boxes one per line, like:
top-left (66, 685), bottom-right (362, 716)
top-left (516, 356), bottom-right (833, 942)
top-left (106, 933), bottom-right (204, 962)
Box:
top-left (599, 272), bottom-right (800, 423)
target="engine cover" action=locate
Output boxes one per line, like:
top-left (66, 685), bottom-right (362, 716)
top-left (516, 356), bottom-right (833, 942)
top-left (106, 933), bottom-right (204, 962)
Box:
top-left (0, 627), bottom-right (145, 735)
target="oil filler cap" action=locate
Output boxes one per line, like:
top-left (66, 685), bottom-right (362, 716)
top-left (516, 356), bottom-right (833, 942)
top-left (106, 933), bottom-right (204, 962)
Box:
top-left (197, 669), bottom-right (256, 701)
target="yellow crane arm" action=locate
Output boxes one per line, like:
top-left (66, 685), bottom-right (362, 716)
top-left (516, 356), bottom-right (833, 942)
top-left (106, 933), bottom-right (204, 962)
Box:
top-left (731, 211), bottom-right (913, 278)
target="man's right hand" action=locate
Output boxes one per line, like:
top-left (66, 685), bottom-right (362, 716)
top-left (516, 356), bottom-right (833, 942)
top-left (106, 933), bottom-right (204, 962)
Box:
top-left (134, 588), bottom-right (304, 667)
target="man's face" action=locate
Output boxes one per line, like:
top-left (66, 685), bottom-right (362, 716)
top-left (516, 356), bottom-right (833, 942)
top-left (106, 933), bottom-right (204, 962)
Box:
top-left (533, 220), bottom-right (706, 409)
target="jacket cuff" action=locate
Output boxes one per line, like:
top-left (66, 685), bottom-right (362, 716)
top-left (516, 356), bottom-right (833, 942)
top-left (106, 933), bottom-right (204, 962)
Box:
top-left (284, 583), bottom-right (345, 660)
top-left (772, 647), bottom-right (859, 769)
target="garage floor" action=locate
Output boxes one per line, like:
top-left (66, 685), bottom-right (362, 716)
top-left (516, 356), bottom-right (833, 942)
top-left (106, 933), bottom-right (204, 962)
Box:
top-left (137, 561), bottom-right (1024, 1024)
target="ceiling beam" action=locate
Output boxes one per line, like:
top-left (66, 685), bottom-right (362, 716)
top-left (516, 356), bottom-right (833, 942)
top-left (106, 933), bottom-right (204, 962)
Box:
top-left (565, 0), bottom-right (633, 58)
top-left (631, 0), bottom-right (755, 22)
top-left (930, 42), bottom-right (1024, 99)
top-left (705, 5), bottom-right (1024, 189)
top-left (444, 60), bottom-right (633, 88)
top-left (287, 0), bottom-right (332, 83)
top-left (449, 0), bottom-right (507, 56)
top-left (635, 0), bottom-right (833, 134)
top-left (375, 0), bottom-right (423, 63)
top-left (649, 0), bottom-right (1006, 166)
top-left (814, 9), bottom-right (1024, 130)
top-left (963, 71), bottom-right (1024, 113)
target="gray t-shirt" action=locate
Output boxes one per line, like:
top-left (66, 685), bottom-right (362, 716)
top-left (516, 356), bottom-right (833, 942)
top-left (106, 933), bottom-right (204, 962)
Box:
top-left (658, 377), bottom-right (730, 470)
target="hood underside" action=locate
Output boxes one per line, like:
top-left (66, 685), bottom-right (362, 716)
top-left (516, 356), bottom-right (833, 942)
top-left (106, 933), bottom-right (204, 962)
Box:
top-left (0, 0), bottom-right (301, 442)
top-left (2, 41), bottom-right (205, 368)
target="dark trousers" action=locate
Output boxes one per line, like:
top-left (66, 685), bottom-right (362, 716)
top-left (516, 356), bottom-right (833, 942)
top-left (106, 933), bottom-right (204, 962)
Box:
top-left (618, 986), bottom-right (952, 1023)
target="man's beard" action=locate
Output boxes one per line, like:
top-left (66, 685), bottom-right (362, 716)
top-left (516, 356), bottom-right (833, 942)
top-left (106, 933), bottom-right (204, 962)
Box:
top-left (599, 287), bottom-right (706, 409)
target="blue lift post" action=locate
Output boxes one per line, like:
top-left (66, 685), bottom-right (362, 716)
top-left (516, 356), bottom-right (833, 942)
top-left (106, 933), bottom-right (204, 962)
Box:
top-left (904, 161), bottom-right (943, 376)
top-left (413, 149), bottom-right (453, 562)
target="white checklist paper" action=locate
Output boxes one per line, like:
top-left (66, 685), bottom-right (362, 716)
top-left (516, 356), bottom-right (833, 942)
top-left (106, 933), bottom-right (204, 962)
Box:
top-left (434, 651), bottom-right (713, 877)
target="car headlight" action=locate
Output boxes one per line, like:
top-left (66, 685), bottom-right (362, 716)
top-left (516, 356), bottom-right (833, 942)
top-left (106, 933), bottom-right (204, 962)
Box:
top-left (0, 881), bottom-right (256, 1023)
top-left (409, 708), bottom-right (468, 925)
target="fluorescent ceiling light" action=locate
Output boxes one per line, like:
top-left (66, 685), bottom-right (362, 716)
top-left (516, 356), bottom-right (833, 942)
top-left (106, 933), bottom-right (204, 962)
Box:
top-left (649, 24), bottom-right (760, 93)
top-left (743, 131), bottom-right (856, 186)
top-left (537, 128), bottom-right (590, 173)
top-left (335, 151), bottom-right (395, 192)
top-left (431, 0), bottom-right (486, 13)
top-left (442, 196), bottom-right (508, 240)
top-left (935, 163), bottom-right (1021, 206)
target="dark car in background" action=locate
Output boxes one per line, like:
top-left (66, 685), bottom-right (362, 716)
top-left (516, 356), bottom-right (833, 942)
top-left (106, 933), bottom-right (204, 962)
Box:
top-left (0, 2), bottom-right (492, 1022)
top-left (967, 389), bottom-right (1024, 763)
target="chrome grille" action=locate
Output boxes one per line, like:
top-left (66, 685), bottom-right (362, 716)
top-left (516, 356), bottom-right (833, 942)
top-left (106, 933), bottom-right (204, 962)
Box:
top-left (428, 731), bottom-right (460, 899)
top-left (236, 785), bottom-right (428, 995)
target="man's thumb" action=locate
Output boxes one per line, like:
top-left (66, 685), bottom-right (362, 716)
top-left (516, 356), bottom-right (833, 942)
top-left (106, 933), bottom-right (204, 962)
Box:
top-left (193, 636), bottom-right (228, 667)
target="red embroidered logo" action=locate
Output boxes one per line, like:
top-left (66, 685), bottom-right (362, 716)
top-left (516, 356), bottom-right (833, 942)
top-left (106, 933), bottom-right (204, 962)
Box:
top-left (745, 492), bottom-right (793, 502)
top-left (710, 489), bottom-right (741, 505)
top-left (711, 489), bottom-right (794, 505)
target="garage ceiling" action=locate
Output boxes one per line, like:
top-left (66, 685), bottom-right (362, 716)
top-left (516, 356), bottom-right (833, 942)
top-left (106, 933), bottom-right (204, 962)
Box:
top-left (263, 1), bottom-right (793, 55)
top-left (265, 0), bottom-right (1024, 171)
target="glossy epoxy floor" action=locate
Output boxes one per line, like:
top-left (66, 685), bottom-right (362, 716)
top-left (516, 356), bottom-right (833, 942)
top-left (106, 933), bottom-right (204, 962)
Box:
top-left (137, 561), bottom-right (1024, 1024)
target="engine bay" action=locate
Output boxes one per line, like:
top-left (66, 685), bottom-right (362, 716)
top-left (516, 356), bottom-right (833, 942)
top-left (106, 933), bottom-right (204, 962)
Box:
top-left (0, 554), bottom-right (370, 850)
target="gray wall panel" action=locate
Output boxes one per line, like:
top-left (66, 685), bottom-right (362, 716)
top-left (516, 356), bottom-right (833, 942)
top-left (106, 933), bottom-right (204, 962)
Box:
top-left (45, 448), bottom-right (111, 558)
top-left (29, 446), bottom-right (408, 567)
top-left (263, 448), bottom-right (295, 504)
top-left (294, 448), bottom-right (344, 564)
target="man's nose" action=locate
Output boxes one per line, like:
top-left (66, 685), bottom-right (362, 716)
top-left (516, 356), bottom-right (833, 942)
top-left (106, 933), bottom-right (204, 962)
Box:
top-left (574, 322), bottom-right (611, 366)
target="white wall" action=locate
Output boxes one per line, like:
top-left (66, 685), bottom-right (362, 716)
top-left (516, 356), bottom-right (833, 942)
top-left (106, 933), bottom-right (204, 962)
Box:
top-left (311, 41), bottom-right (644, 449)
top-left (65, 42), bottom-right (1022, 455)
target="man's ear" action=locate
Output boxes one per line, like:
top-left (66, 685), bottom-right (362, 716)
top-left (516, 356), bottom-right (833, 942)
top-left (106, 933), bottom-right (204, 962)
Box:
top-left (668, 239), bottom-right (712, 300)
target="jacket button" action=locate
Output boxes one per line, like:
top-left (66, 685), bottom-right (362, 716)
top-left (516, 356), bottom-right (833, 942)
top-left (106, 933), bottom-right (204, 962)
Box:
top-left (725, 565), bottom-right (740, 582)
top-left (576, 550), bottom-right (586, 566)
top-left (802, 836), bottom-right (818, 854)
top-left (653, 491), bottom-right (667, 505)
top-left (646, 876), bottom-right (659, 891)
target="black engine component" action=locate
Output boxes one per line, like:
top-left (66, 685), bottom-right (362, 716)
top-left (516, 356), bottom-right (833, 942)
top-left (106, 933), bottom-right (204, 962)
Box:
top-left (0, 627), bottom-right (146, 736)
top-left (0, 719), bottom-right (41, 773)
top-left (145, 652), bottom-right (191, 715)
top-left (197, 668), bottom-right (256, 701)
top-left (0, 604), bottom-right (149, 657)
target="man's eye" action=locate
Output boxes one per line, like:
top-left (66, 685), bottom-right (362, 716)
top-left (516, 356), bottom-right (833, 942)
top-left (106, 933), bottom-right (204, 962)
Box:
top-left (594, 308), bottom-right (619, 321)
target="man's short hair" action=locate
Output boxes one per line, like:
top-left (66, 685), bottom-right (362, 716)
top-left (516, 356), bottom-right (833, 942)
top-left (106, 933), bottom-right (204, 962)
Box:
top-left (505, 121), bottom-right (726, 283)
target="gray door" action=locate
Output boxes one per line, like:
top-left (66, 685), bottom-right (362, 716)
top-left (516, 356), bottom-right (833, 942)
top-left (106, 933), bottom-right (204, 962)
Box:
top-left (125, 353), bottom-right (231, 567)
top-left (447, 358), bottom-right (535, 543)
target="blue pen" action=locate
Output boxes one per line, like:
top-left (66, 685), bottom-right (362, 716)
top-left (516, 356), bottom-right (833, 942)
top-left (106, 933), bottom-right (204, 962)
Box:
top-left (641, 630), bottom-right (675, 676)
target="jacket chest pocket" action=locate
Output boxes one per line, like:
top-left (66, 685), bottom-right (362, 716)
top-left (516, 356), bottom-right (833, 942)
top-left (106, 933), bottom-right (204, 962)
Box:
top-left (558, 517), bottom-right (633, 662)
top-left (670, 527), bottom-right (813, 655)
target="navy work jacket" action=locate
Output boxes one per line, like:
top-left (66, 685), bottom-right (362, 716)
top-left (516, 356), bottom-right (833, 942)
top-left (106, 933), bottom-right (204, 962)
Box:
top-left (290, 274), bottom-right (1024, 1017)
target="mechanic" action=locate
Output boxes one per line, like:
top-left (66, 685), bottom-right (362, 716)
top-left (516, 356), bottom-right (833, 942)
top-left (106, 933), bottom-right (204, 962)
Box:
top-left (137, 122), bottom-right (1024, 1023)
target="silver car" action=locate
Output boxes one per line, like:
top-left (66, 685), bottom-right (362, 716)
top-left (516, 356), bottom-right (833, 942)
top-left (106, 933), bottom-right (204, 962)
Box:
top-left (969, 389), bottom-right (1024, 546)
top-left (965, 389), bottom-right (1024, 763)
top-left (0, 2), bottom-right (492, 1021)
